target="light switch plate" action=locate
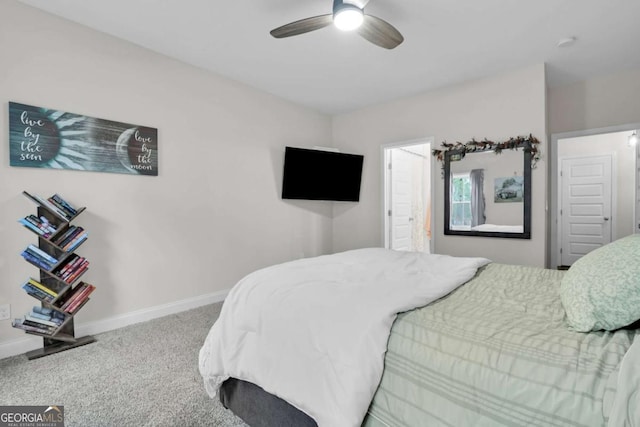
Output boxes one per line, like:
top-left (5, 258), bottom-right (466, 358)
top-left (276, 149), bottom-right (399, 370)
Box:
top-left (0, 304), bottom-right (10, 321)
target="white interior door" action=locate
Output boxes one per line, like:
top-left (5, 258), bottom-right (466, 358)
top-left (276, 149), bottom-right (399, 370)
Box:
top-left (389, 149), bottom-right (413, 251)
top-left (560, 155), bottom-right (613, 266)
top-left (384, 141), bottom-right (432, 253)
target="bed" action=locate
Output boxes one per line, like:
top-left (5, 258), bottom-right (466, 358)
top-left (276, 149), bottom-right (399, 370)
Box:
top-left (199, 235), bottom-right (640, 427)
top-left (450, 224), bottom-right (524, 233)
top-left (470, 223), bottom-right (524, 233)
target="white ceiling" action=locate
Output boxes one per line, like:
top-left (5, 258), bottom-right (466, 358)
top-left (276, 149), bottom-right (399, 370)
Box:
top-left (17, 0), bottom-right (640, 115)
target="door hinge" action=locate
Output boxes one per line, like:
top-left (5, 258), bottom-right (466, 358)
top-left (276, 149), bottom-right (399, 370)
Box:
top-left (388, 209), bottom-right (392, 216)
top-left (560, 209), bottom-right (562, 215)
top-left (560, 248), bottom-right (563, 254)
top-left (388, 163), bottom-right (392, 170)
top-left (560, 170), bottom-right (563, 177)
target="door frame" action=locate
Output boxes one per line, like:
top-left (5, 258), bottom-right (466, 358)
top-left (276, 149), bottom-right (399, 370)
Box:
top-left (558, 153), bottom-right (615, 267)
top-left (549, 123), bottom-right (640, 268)
top-left (381, 137), bottom-right (435, 253)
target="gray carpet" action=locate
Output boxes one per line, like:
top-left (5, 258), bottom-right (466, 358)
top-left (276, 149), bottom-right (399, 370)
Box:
top-left (0, 303), bottom-right (249, 427)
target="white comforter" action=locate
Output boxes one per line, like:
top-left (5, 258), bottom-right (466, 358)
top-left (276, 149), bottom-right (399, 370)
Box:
top-left (199, 248), bottom-right (490, 427)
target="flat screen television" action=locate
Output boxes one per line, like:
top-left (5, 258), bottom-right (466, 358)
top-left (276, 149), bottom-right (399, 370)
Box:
top-left (282, 147), bottom-right (364, 202)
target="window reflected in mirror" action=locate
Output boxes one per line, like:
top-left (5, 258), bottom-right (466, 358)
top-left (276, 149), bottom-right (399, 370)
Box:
top-left (451, 172), bottom-right (472, 228)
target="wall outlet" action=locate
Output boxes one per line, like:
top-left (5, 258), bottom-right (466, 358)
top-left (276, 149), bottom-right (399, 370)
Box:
top-left (0, 304), bottom-right (10, 321)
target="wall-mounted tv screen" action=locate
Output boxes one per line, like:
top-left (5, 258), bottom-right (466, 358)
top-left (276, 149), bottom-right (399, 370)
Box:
top-left (282, 147), bottom-right (364, 202)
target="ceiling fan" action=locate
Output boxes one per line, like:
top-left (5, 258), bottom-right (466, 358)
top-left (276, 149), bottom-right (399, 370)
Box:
top-left (270, 0), bottom-right (404, 50)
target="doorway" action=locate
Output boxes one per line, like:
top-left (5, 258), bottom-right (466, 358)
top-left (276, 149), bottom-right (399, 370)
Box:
top-left (551, 128), bottom-right (638, 268)
top-left (383, 139), bottom-right (433, 253)
top-left (559, 154), bottom-right (613, 266)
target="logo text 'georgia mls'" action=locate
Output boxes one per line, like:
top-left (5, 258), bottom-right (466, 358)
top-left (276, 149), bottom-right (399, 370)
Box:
top-left (0, 405), bottom-right (64, 427)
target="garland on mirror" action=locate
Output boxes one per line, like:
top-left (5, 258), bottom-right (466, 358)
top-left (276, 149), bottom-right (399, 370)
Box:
top-left (432, 134), bottom-right (541, 168)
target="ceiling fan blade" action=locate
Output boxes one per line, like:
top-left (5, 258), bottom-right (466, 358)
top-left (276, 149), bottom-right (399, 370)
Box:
top-left (270, 14), bottom-right (333, 39)
top-left (357, 15), bottom-right (404, 49)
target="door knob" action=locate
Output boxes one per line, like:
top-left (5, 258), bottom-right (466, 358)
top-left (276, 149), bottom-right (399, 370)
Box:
top-left (604, 217), bottom-right (610, 221)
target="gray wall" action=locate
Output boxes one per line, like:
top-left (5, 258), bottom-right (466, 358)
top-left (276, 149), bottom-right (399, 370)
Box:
top-left (332, 64), bottom-right (547, 267)
top-left (548, 68), bottom-right (640, 134)
top-left (0, 1), bottom-right (334, 347)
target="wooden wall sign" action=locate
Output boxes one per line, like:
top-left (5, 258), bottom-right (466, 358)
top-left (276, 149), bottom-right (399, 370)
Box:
top-left (9, 102), bottom-right (158, 176)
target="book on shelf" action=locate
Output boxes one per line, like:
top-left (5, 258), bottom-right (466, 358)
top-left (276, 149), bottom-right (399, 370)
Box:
top-left (64, 261), bottom-right (89, 284)
top-left (29, 306), bottom-right (65, 324)
top-left (18, 217), bottom-right (56, 238)
top-left (62, 231), bottom-right (88, 252)
top-left (33, 305), bottom-right (65, 318)
top-left (54, 256), bottom-right (88, 283)
top-left (25, 215), bottom-right (57, 234)
top-left (56, 254), bottom-right (80, 278)
top-left (38, 215), bottom-right (58, 232)
top-left (25, 244), bottom-right (58, 265)
top-left (28, 310), bottom-right (52, 321)
top-left (65, 259), bottom-right (87, 280)
top-left (22, 314), bottom-right (59, 331)
top-left (12, 318), bottom-right (53, 335)
top-left (54, 226), bottom-right (85, 250)
top-left (66, 286), bottom-right (95, 313)
top-left (22, 283), bottom-right (55, 303)
top-left (60, 283), bottom-right (95, 312)
top-left (67, 284), bottom-right (95, 313)
top-left (24, 313), bottom-right (62, 328)
top-left (18, 218), bottom-right (49, 237)
top-left (30, 193), bottom-right (72, 221)
top-left (49, 194), bottom-right (78, 218)
top-left (23, 278), bottom-right (58, 297)
top-left (55, 254), bottom-right (76, 278)
top-left (21, 250), bottom-right (54, 271)
top-left (58, 285), bottom-right (82, 311)
top-left (53, 225), bottom-right (78, 245)
top-left (22, 250), bottom-right (54, 269)
top-left (27, 312), bottom-right (63, 327)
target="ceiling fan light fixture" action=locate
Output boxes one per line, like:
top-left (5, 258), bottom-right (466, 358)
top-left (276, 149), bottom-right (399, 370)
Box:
top-left (334, 5), bottom-right (364, 31)
top-left (269, 0), bottom-right (403, 49)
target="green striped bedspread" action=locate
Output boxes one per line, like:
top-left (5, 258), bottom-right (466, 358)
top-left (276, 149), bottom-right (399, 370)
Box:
top-left (364, 263), bottom-right (639, 427)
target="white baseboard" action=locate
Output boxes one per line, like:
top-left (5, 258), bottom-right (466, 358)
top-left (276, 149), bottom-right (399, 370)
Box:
top-left (0, 335), bottom-right (42, 360)
top-left (0, 288), bottom-right (230, 360)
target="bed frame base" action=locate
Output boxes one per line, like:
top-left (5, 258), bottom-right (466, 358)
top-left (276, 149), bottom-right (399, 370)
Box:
top-left (219, 378), bottom-right (318, 427)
